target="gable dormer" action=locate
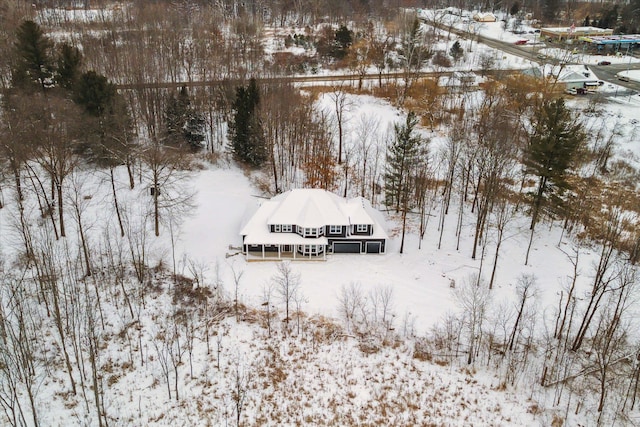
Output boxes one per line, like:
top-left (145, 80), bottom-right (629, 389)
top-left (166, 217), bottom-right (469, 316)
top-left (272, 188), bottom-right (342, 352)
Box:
top-left (351, 224), bottom-right (372, 236)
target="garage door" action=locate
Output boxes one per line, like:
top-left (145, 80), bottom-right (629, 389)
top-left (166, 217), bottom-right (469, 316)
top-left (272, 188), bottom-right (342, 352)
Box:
top-left (365, 242), bottom-right (381, 254)
top-left (333, 242), bottom-right (361, 253)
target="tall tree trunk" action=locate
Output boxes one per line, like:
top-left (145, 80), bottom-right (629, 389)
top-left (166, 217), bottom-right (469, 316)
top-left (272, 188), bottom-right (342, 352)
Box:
top-left (126, 156), bottom-right (135, 190)
top-left (153, 170), bottom-right (160, 237)
top-left (530, 175), bottom-right (547, 231)
top-left (78, 213), bottom-right (92, 277)
top-left (13, 166), bottom-right (23, 201)
top-left (525, 227), bottom-right (534, 266)
top-left (57, 182), bottom-right (65, 237)
top-left (488, 230), bottom-right (502, 290)
top-left (26, 164), bottom-right (59, 240)
top-left (51, 283), bottom-right (77, 395)
top-left (110, 167), bottom-right (125, 237)
top-left (400, 207), bottom-right (407, 254)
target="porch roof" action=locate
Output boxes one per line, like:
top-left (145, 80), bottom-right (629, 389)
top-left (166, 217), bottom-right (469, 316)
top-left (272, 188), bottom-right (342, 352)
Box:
top-left (243, 233), bottom-right (328, 246)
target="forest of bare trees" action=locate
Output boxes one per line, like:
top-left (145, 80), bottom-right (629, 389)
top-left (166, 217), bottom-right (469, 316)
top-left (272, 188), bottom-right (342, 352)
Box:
top-left (1, 0), bottom-right (640, 425)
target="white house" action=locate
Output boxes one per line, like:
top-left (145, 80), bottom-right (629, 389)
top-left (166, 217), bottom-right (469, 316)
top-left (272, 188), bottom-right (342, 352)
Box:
top-left (240, 189), bottom-right (388, 260)
top-left (521, 65), bottom-right (602, 93)
top-left (473, 12), bottom-right (496, 22)
top-left (556, 68), bottom-right (601, 92)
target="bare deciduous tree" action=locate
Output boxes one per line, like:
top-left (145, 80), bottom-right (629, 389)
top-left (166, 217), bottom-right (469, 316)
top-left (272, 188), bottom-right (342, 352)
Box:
top-left (454, 274), bottom-right (492, 365)
top-left (507, 274), bottom-right (537, 353)
top-left (338, 282), bottom-right (366, 335)
top-left (272, 261), bottom-right (301, 332)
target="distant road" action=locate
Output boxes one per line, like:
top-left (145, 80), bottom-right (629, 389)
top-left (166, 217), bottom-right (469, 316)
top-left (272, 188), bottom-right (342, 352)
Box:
top-left (428, 19), bottom-right (640, 89)
top-left (590, 64), bottom-right (640, 91)
top-left (115, 22), bottom-right (640, 92)
top-left (114, 71), bottom-right (445, 90)
top-left (114, 69), bottom-right (518, 91)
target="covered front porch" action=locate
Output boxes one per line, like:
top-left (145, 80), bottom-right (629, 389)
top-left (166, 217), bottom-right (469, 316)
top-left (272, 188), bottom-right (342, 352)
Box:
top-left (244, 243), bottom-right (327, 261)
top-left (242, 236), bottom-right (328, 261)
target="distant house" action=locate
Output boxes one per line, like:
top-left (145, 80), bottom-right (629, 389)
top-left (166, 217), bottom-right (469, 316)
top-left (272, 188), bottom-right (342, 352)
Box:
top-left (540, 26), bottom-right (613, 42)
top-left (240, 189), bottom-right (388, 260)
top-left (520, 66), bottom-right (602, 92)
top-left (473, 12), bottom-right (496, 22)
top-left (556, 68), bottom-right (601, 92)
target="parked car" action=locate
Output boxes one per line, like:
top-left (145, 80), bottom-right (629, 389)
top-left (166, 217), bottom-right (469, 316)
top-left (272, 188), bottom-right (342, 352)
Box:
top-left (514, 39), bottom-right (528, 45)
top-left (598, 61), bottom-right (611, 66)
top-left (618, 74), bottom-right (630, 82)
top-left (565, 88), bottom-right (587, 95)
top-left (537, 53), bottom-right (548, 60)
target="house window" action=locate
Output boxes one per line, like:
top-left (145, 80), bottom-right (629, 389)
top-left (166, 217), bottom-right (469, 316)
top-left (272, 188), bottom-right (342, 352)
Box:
top-left (356, 224), bottom-right (368, 233)
top-left (329, 225), bottom-right (341, 234)
top-left (300, 244), bottom-right (325, 255)
top-left (274, 224), bottom-right (281, 232)
top-left (303, 227), bottom-right (319, 238)
top-left (282, 225), bottom-right (292, 233)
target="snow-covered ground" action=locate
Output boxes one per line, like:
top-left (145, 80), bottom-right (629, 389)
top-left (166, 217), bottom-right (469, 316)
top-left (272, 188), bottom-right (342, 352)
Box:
top-left (3, 7), bottom-right (640, 426)
top-left (170, 88), bottom-right (640, 333)
top-left (418, 8), bottom-right (640, 71)
top-left (617, 69), bottom-right (640, 82)
top-left (2, 87), bottom-right (637, 424)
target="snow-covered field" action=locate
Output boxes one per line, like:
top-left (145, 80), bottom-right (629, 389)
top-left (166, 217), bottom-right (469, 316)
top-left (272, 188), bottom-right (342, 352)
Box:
top-left (172, 89), bottom-right (640, 328)
top-left (2, 6), bottom-right (640, 426)
top-left (2, 87), bottom-right (638, 424)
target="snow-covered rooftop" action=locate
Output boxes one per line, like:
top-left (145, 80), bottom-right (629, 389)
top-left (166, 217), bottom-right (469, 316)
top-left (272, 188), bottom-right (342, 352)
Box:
top-left (240, 189), bottom-right (388, 244)
top-left (268, 188), bottom-right (349, 228)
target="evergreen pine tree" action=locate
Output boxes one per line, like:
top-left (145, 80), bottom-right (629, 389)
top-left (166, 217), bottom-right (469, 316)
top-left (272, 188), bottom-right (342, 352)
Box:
top-left (384, 111), bottom-right (428, 253)
top-left (164, 90), bottom-right (189, 144)
top-left (229, 78), bottom-right (267, 167)
top-left (56, 43), bottom-right (82, 90)
top-left (334, 25), bottom-right (353, 59)
top-left (12, 20), bottom-right (54, 91)
top-left (525, 98), bottom-right (586, 230)
top-left (74, 71), bottom-right (115, 116)
top-left (449, 41), bottom-right (463, 63)
top-left (73, 70), bottom-right (134, 166)
top-left (163, 87), bottom-right (205, 151)
top-left (542, 0), bottom-right (561, 22)
top-left (385, 111), bottom-right (425, 210)
top-left (183, 112), bottom-right (206, 151)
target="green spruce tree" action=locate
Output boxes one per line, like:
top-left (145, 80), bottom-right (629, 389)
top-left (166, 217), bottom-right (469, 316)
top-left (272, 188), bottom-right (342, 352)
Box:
top-left (74, 70), bottom-right (134, 167)
top-left (229, 78), bottom-right (266, 167)
top-left (164, 88), bottom-right (190, 145)
top-left (183, 111), bottom-right (206, 151)
top-left (449, 41), bottom-right (463, 63)
top-left (333, 25), bottom-right (353, 59)
top-left (74, 71), bottom-right (115, 116)
top-left (525, 98), bottom-right (586, 230)
top-left (385, 111), bottom-right (428, 253)
top-left (12, 20), bottom-right (54, 92)
top-left (164, 87), bottom-right (205, 151)
top-left (56, 43), bottom-right (82, 90)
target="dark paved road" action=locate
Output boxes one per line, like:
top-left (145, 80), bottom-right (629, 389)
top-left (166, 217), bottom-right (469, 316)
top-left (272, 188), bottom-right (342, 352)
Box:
top-left (432, 20), bottom-right (640, 89)
top-left (590, 64), bottom-right (640, 91)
